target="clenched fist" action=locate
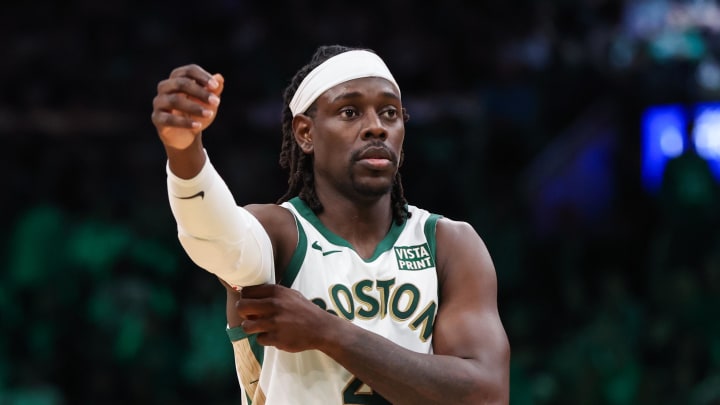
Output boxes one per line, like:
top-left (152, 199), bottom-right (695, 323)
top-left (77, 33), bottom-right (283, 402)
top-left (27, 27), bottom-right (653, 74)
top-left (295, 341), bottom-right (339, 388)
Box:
top-left (151, 64), bottom-right (225, 150)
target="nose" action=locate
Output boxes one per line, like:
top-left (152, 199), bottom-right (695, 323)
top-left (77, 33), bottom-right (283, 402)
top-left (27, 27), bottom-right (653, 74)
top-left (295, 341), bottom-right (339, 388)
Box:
top-left (361, 111), bottom-right (387, 141)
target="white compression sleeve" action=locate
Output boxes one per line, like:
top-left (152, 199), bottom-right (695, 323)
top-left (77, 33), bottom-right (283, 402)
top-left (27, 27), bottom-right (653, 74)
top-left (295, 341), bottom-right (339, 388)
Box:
top-left (166, 153), bottom-right (274, 288)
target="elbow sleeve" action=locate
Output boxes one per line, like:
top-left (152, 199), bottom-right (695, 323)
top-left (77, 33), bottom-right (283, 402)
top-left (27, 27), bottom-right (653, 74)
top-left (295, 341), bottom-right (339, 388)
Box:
top-left (167, 153), bottom-right (275, 288)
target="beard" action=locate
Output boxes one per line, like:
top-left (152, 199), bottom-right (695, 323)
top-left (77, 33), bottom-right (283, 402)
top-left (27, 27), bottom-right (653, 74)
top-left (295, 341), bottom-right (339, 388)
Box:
top-left (348, 167), bottom-right (396, 198)
top-left (351, 176), bottom-right (393, 197)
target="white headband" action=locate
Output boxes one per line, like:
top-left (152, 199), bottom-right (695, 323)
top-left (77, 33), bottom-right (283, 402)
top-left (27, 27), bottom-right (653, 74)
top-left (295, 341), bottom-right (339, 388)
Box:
top-left (289, 50), bottom-right (401, 116)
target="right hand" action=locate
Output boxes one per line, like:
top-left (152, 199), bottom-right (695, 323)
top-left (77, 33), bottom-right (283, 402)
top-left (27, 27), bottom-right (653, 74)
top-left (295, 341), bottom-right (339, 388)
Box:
top-left (151, 64), bottom-right (225, 150)
top-left (235, 284), bottom-right (339, 353)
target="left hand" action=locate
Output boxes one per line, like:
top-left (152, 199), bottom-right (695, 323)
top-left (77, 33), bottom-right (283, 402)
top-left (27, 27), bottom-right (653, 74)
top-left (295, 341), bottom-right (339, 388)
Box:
top-left (236, 284), bottom-right (338, 352)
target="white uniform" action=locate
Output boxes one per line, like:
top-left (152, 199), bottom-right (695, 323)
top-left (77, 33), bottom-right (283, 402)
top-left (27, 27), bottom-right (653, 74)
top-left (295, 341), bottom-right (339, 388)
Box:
top-left (228, 197), bottom-right (441, 405)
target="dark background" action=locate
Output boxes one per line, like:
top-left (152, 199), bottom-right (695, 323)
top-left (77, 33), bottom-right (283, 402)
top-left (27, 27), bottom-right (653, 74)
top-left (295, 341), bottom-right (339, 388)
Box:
top-left (2, 0), bottom-right (720, 404)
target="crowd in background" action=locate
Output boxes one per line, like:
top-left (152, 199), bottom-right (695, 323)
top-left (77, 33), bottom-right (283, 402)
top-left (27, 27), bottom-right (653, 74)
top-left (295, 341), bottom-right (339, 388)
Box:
top-left (2, 0), bottom-right (720, 403)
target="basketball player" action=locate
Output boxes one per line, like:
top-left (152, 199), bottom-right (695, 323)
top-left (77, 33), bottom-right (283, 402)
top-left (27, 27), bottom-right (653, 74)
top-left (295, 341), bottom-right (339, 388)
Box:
top-left (151, 45), bottom-right (510, 404)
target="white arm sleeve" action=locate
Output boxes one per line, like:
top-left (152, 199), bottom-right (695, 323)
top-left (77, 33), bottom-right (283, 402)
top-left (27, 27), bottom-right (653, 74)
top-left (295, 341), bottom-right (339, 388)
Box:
top-left (166, 152), bottom-right (274, 288)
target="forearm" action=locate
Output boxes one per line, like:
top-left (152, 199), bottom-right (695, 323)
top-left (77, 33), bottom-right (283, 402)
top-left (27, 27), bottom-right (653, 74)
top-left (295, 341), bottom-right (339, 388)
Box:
top-left (321, 319), bottom-right (506, 405)
top-left (167, 151), bottom-right (274, 287)
top-left (164, 131), bottom-right (206, 179)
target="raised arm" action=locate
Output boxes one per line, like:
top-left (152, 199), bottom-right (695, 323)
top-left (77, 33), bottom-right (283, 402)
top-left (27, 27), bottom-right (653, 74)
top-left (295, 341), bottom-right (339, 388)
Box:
top-left (150, 65), bottom-right (276, 288)
top-left (151, 64), bottom-right (223, 177)
top-left (237, 218), bottom-right (510, 404)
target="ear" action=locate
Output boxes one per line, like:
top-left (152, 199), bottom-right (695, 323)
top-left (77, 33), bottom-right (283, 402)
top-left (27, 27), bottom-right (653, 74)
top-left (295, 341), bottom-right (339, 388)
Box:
top-left (292, 114), bottom-right (314, 154)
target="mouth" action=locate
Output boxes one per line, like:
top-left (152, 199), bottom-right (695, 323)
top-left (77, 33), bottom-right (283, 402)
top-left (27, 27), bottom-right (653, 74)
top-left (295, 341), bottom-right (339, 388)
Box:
top-left (355, 145), bottom-right (394, 161)
top-left (354, 145), bottom-right (396, 170)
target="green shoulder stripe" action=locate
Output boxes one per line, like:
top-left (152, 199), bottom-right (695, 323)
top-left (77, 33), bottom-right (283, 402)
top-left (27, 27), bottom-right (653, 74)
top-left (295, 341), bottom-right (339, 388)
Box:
top-left (280, 208), bottom-right (307, 288)
top-left (423, 213), bottom-right (442, 261)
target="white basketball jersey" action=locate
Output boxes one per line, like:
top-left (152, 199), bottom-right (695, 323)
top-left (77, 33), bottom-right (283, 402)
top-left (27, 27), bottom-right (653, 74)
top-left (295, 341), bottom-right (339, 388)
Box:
top-left (228, 197), bottom-right (441, 405)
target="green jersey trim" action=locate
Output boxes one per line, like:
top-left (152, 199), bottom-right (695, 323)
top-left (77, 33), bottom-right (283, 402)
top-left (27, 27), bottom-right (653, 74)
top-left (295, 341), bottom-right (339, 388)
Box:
top-left (226, 327), bottom-right (264, 365)
top-left (423, 214), bottom-right (442, 260)
top-left (280, 211), bottom-right (307, 288)
top-left (424, 213), bottom-right (442, 298)
top-left (288, 197), bottom-right (407, 263)
top-left (227, 326), bottom-right (250, 341)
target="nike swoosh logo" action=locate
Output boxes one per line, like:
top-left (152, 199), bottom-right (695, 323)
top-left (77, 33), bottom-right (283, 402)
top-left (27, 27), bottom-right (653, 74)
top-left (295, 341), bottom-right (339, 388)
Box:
top-left (311, 241), bottom-right (342, 256)
top-left (177, 191), bottom-right (205, 200)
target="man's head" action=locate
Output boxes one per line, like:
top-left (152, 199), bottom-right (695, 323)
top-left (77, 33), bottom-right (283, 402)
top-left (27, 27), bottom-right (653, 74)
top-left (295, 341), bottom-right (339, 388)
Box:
top-left (278, 45), bottom-right (410, 224)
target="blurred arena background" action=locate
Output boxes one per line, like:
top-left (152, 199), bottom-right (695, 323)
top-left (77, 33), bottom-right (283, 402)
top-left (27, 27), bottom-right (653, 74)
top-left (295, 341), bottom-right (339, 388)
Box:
top-left (2, 0), bottom-right (720, 403)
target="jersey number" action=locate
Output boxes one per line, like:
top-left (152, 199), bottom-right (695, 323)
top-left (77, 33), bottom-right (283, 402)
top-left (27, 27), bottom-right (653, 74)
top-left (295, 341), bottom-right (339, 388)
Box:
top-left (343, 376), bottom-right (391, 405)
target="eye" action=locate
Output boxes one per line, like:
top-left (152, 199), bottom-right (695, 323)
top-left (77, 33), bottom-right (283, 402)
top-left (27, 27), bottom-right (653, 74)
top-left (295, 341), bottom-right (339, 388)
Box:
top-left (382, 107), bottom-right (399, 120)
top-left (340, 107), bottom-right (358, 118)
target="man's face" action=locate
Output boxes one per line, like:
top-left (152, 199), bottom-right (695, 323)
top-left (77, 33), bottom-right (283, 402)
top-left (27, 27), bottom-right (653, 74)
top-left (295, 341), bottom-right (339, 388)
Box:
top-left (306, 77), bottom-right (405, 200)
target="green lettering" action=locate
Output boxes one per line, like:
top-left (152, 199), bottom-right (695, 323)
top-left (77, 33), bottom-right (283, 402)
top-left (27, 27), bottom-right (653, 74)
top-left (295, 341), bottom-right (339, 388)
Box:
top-left (331, 285), bottom-right (355, 320)
top-left (375, 278), bottom-right (395, 319)
top-left (410, 301), bottom-right (437, 342)
top-left (354, 280), bottom-right (379, 319)
top-left (313, 297), bottom-right (337, 316)
top-left (311, 298), bottom-right (327, 310)
top-left (390, 284), bottom-right (419, 321)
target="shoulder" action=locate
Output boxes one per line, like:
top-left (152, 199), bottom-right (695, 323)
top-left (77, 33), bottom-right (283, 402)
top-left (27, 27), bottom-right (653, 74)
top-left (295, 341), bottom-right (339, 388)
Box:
top-left (244, 203), bottom-right (298, 239)
top-left (435, 217), bottom-right (485, 253)
top-left (435, 217), bottom-right (478, 241)
top-left (434, 217), bottom-right (494, 287)
top-left (244, 203), bottom-right (299, 274)
top-left (245, 203), bottom-right (296, 225)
